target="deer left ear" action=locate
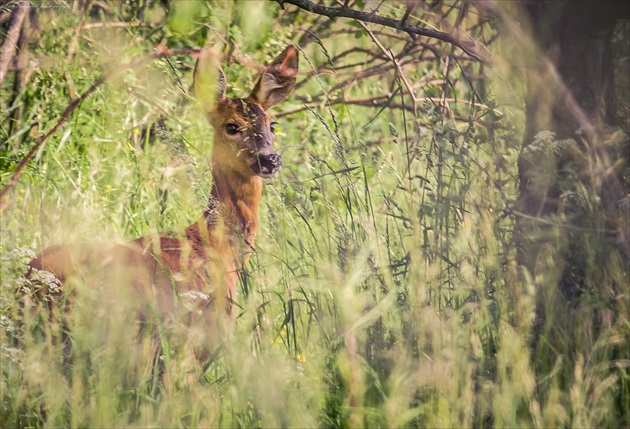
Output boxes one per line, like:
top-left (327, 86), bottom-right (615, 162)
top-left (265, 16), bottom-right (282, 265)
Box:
top-left (250, 45), bottom-right (299, 110)
top-left (193, 48), bottom-right (227, 112)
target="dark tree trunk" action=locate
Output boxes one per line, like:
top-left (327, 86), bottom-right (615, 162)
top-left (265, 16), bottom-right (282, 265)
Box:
top-left (513, 4), bottom-right (630, 412)
top-left (517, 1), bottom-right (629, 306)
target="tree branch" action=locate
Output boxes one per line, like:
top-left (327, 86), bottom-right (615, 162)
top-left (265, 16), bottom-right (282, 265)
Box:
top-left (277, 94), bottom-right (502, 118)
top-left (275, 0), bottom-right (486, 62)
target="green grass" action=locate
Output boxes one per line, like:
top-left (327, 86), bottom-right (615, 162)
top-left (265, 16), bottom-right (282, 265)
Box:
top-left (1, 1), bottom-right (628, 427)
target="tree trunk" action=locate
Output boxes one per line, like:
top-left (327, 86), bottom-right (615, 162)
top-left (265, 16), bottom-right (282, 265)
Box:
top-left (517, 1), bottom-right (629, 306)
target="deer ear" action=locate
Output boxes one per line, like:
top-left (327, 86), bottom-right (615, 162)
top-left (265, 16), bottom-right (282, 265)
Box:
top-left (250, 45), bottom-right (299, 109)
top-left (193, 49), bottom-right (227, 111)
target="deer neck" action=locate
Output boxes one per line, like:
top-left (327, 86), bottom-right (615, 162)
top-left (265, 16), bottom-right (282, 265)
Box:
top-left (203, 161), bottom-right (263, 248)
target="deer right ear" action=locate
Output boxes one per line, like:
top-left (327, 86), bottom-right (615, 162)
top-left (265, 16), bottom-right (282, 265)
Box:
top-left (250, 44), bottom-right (299, 110)
top-left (193, 49), bottom-right (227, 111)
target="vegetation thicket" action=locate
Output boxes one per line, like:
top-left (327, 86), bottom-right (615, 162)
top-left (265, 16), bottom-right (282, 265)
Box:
top-left (0, 1), bottom-right (627, 427)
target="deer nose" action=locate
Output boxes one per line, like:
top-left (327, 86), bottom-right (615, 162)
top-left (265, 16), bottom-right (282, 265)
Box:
top-left (253, 153), bottom-right (282, 178)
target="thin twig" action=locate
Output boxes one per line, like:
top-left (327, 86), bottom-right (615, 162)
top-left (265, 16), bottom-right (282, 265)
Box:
top-left (355, 19), bottom-right (418, 115)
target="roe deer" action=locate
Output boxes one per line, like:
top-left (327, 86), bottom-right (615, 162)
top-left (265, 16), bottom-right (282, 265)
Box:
top-left (26, 45), bottom-right (299, 358)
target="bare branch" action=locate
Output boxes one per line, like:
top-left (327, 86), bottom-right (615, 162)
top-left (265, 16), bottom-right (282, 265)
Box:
top-left (277, 94), bottom-right (501, 118)
top-left (275, 0), bottom-right (486, 62)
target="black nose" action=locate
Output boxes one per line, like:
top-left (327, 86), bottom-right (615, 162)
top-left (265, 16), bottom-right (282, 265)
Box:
top-left (252, 153), bottom-right (282, 177)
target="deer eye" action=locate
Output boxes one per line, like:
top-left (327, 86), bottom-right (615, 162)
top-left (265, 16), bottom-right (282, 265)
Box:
top-left (270, 122), bottom-right (277, 133)
top-left (225, 123), bottom-right (240, 135)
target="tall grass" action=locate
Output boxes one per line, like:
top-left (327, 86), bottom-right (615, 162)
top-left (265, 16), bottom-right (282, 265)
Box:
top-left (1, 1), bottom-right (628, 427)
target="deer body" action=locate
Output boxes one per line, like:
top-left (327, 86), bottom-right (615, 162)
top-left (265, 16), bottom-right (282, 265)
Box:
top-left (27, 45), bottom-right (299, 353)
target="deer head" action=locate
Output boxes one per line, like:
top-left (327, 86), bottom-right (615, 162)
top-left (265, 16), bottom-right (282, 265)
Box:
top-left (194, 45), bottom-right (299, 179)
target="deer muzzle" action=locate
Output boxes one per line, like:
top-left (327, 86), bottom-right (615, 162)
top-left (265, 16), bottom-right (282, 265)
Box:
top-left (252, 152), bottom-right (282, 178)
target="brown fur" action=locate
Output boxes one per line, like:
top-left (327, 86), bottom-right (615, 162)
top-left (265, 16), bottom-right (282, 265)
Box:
top-left (27, 45), bottom-right (299, 357)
